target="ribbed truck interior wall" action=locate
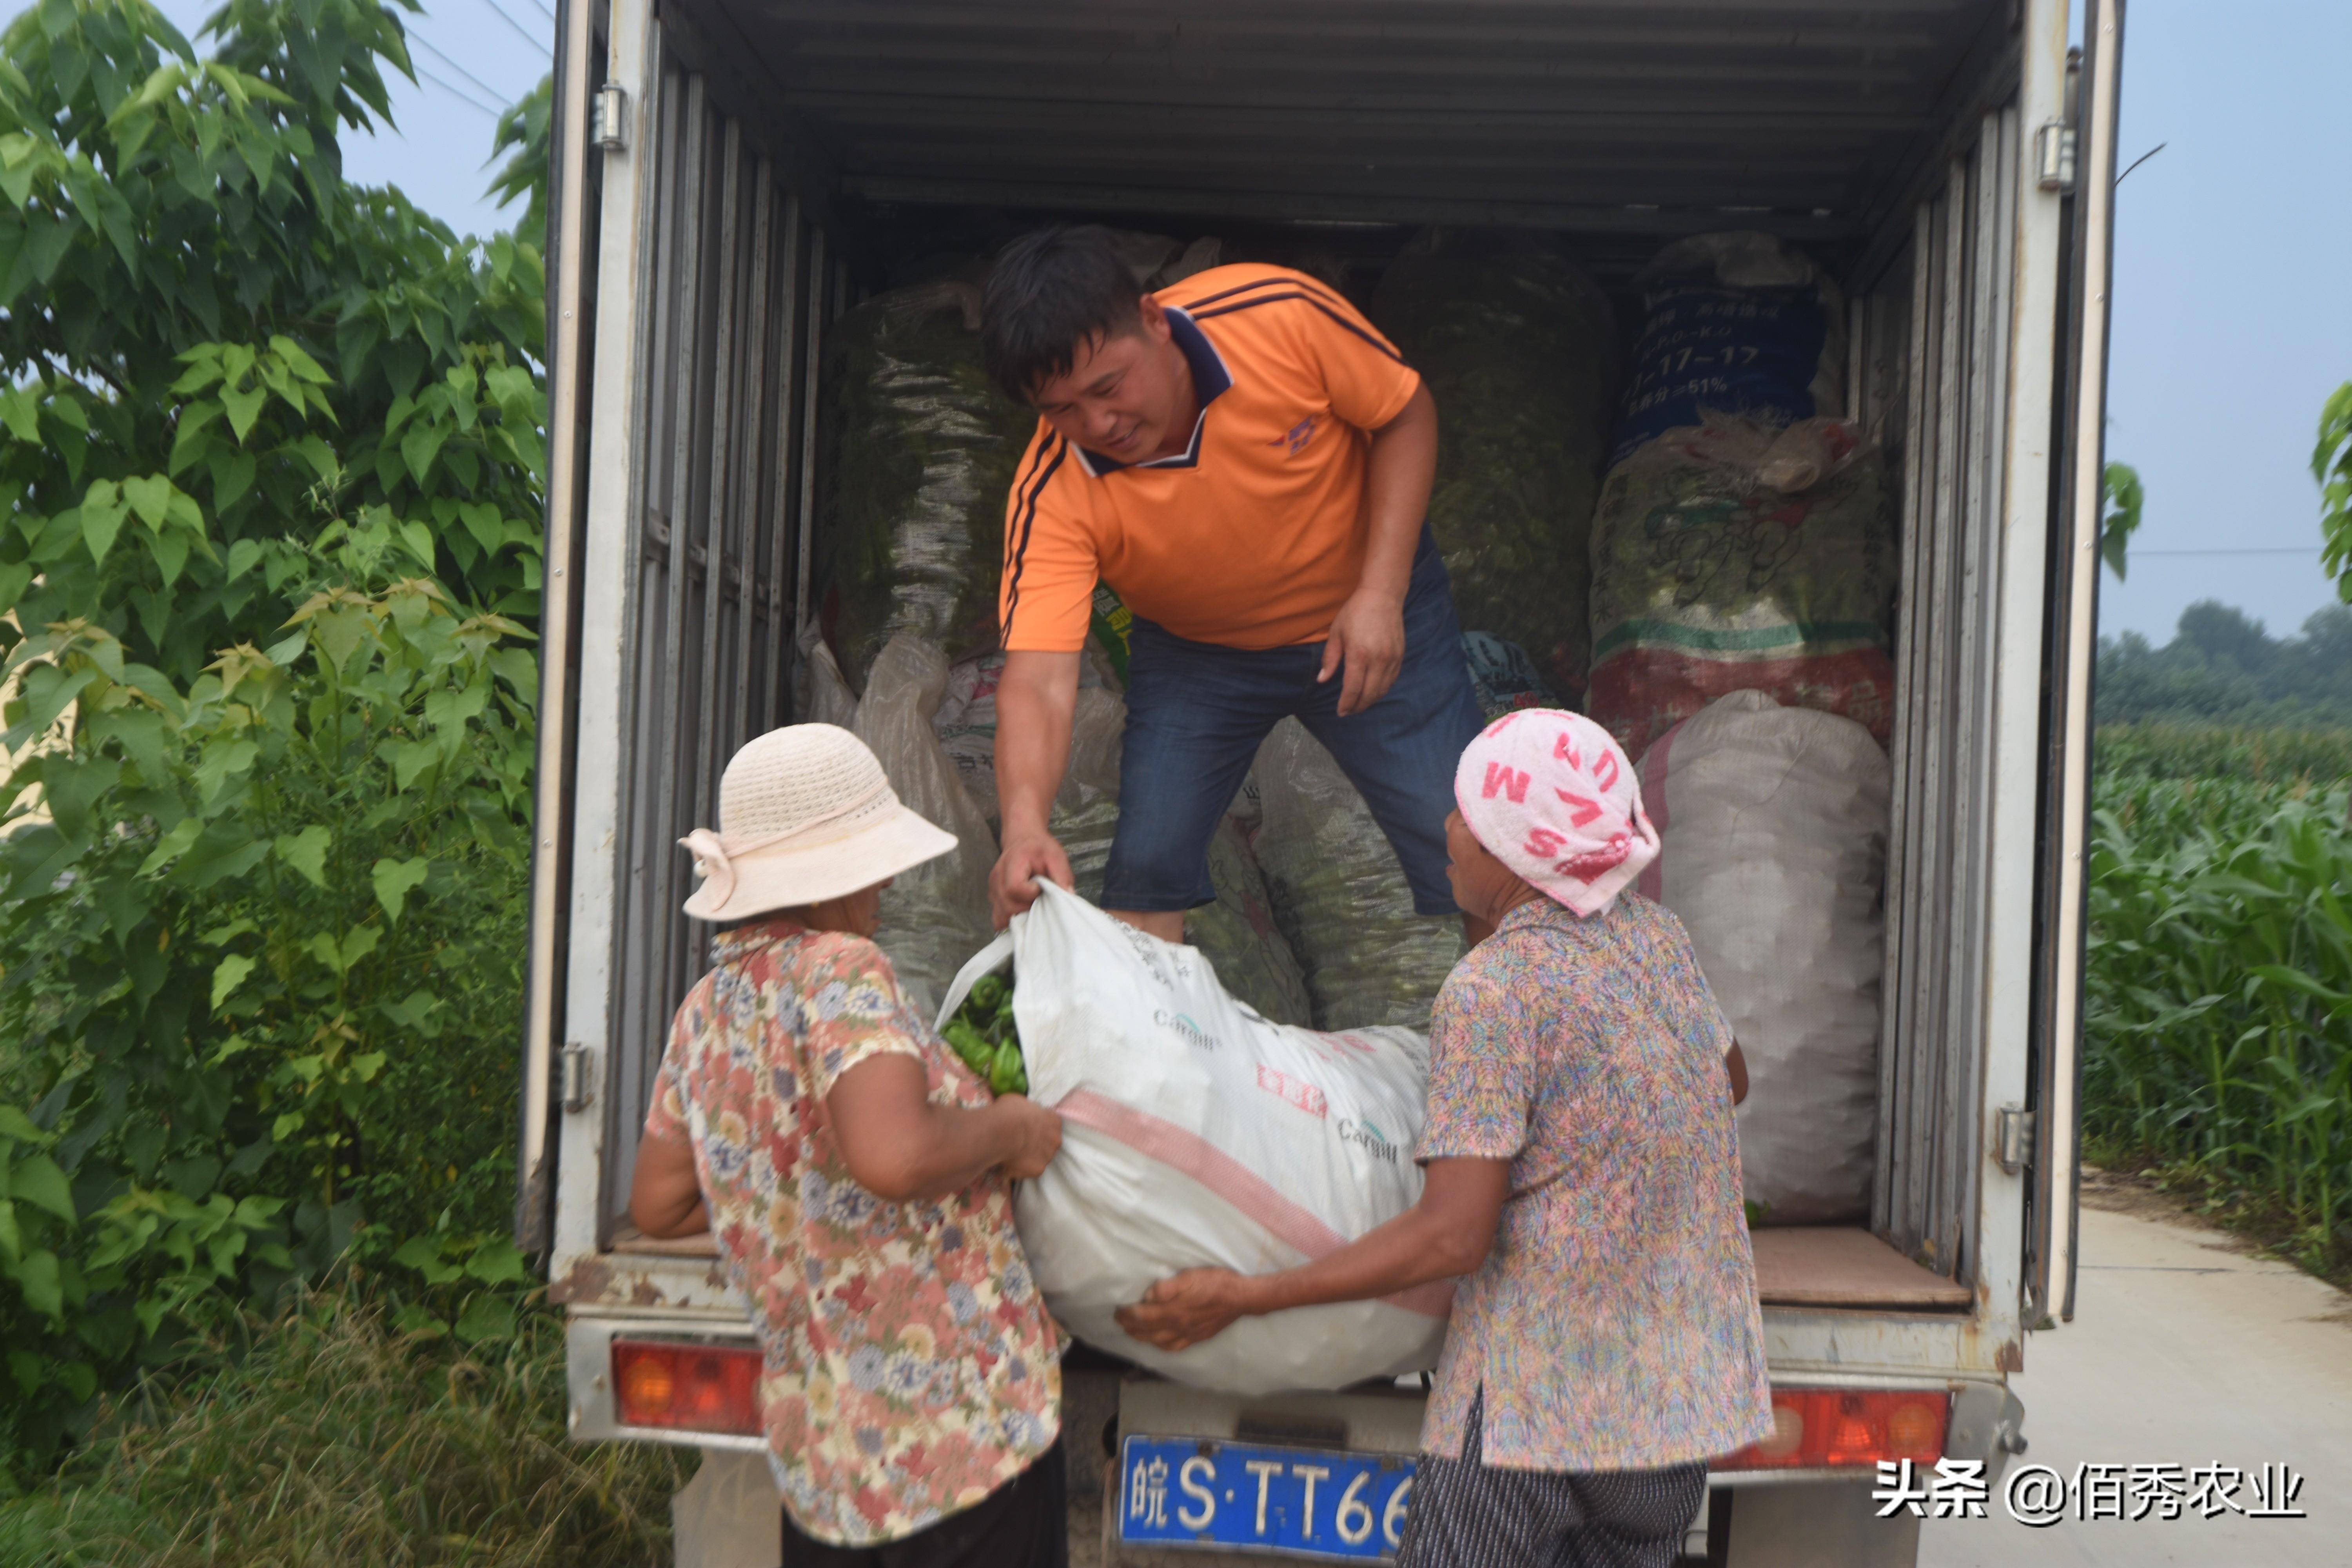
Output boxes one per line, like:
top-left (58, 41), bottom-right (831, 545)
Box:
top-left (599, 52), bottom-right (837, 1222)
top-left (570, 0), bottom-right (2041, 1295)
top-left (1862, 108), bottom-right (2024, 1285)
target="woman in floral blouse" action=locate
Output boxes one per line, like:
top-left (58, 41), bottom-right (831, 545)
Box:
top-left (629, 724), bottom-right (1068, 1567)
top-left (1120, 710), bottom-right (1770, 1568)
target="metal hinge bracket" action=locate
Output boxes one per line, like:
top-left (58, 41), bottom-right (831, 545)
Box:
top-left (2034, 121), bottom-right (2077, 193)
top-left (591, 85), bottom-right (628, 152)
top-left (560, 1042), bottom-right (595, 1112)
top-left (1996, 1104), bottom-right (2036, 1174)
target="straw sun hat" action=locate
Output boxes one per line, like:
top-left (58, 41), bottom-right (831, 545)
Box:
top-left (678, 725), bottom-right (956, 922)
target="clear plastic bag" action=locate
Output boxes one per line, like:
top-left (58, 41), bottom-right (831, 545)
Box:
top-left (1586, 414), bottom-right (1897, 759)
top-left (1372, 234), bottom-right (1618, 697)
top-left (853, 633), bottom-right (1000, 1020)
top-left (1249, 720), bottom-right (1464, 1033)
top-left (812, 279), bottom-right (1040, 693)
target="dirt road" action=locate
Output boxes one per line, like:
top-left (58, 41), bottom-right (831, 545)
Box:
top-left (1918, 1184), bottom-right (2352, 1566)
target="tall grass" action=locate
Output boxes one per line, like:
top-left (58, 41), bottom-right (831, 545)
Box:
top-left (2083, 768), bottom-right (2352, 1267)
top-left (0, 1294), bottom-right (694, 1567)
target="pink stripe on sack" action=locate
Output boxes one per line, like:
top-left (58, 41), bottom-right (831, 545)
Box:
top-left (1635, 718), bottom-right (1683, 903)
top-left (1058, 1089), bottom-right (1454, 1318)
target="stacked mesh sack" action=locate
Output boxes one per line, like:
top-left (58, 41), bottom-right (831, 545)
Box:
top-left (1586, 232), bottom-right (1896, 759)
top-left (1371, 230), bottom-right (1618, 700)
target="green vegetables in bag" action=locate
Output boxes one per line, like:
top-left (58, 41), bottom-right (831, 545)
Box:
top-left (945, 971), bottom-right (1027, 1096)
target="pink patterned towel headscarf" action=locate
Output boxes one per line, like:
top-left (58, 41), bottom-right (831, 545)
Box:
top-left (1453, 709), bottom-right (1660, 917)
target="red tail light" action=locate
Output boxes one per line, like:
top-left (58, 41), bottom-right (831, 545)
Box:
top-left (1717, 1389), bottom-right (1948, 1472)
top-left (611, 1339), bottom-right (764, 1436)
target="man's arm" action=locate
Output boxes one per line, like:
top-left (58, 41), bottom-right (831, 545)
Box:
top-left (1320, 383), bottom-right (1437, 716)
top-left (629, 1125), bottom-right (709, 1238)
top-left (989, 649), bottom-right (1082, 927)
top-left (1115, 1156), bottom-right (1508, 1350)
top-left (826, 1054), bottom-right (1063, 1201)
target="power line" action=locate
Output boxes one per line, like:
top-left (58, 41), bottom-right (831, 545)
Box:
top-left (479, 0), bottom-right (553, 56)
top-left (2128, 547), bottom-right (2315, 558)
top-left (410, 31), bottom-right (515, 109)
top-left (415, 65), bottom-right (502, 120)
top-left (522, 0), bottom-right (558, 24)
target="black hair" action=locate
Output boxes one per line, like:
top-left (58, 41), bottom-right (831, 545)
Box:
top-left (981, 225), bottom-right (1145, 404)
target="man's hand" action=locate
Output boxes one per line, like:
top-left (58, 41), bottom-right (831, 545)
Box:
top-left (995, 1094), bottom-right (1064, 1180)
top-left (990, 826), bottom-right (1073, 929)
top-left (1115, 1268), bottom-right (1267, 1351)
top-left (1318, 587), bottom-right (1407, 716)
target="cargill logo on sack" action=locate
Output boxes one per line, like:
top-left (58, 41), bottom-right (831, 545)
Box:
top-left (1336, 1118), bottom-right (1399, 1165)
top-left (1256, 1065), bottom-right (1328, 1119)
top-left (1155, 1010), bottom-right (1220, 1052)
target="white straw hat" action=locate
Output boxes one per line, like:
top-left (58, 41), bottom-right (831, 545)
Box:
top-left (678, 724), bottom-right (956, 922)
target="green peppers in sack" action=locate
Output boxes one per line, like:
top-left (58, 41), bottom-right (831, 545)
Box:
top-left (945, 971), bottom-right (1027, 1096)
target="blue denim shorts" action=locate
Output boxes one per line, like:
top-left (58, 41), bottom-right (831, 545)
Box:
top-left (1101, 533), bottom-right (1486, 916)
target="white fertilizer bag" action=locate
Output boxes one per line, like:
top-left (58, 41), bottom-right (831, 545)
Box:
top-left (1635, 690), bottom-right (1889, 1224)
top-left (938, 882), bottom-right (1450, 1394)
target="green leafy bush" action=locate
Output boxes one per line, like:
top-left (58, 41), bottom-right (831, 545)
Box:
top-left (0, 0), bottom-right (551, 1484)
top-left (2083, 768), bottom-right (2352, 1269)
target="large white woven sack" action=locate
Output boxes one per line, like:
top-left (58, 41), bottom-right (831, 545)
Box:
top-left (938, 882), bottom-right (1449, 1394)
top-left (1635, 690), bottom-right (1889, 1224)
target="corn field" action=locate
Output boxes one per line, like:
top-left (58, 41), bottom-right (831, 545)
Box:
top-left (2083, 738), bottom-right (2352, 1268)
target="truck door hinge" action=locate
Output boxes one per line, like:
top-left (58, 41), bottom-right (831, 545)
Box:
top-left (561, 1042), bottom-right (595, 1112)
top-left (2034, 121), bottom-right (2077, 192)
top-left (1996, 1105), bottom-right (2036, 1174)
top-left (590, 85), bottom-right (628, 152)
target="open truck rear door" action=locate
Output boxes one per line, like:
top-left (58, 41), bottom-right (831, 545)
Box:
top-left (2030, 0), bottom-right (2124, 1328)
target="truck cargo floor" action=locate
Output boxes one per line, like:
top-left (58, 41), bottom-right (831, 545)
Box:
top-left (1750, 1227), bottom-right (1975, 1310)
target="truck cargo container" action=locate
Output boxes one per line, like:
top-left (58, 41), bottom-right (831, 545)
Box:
top-left (517, 1), bottom-right (2124, 1561)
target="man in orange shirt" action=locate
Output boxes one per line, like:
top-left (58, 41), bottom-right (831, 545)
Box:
top-left (982, 227), bottom-right (1487, 945)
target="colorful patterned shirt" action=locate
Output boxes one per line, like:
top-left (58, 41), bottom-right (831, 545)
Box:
top-left (1414, 892), bottom-right (1773, 1471)
top-left (644, 919), bottom-right (1060, 1545)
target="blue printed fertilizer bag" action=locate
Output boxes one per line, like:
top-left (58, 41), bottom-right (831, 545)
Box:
top-left (1611, 232), bottom-right (1846, 466)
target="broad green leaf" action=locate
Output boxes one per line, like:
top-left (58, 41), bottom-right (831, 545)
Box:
top-left (123, 475), bottom-right (171, 530)
top-left (0, 1107), bottom-right (44, 1142)
top-left (226, 538), bottom-right (264, 582)
top-left (167, 399), bottom-right (223, 475)
top-left (371, 856), bottom-right (429, 922)
top-left (0, 382), bottom-right (40, 443)
top-left (465, 1236), bottom-right (529, 1285)
top-left (399, 419), bottom-right (449, 483)
top-left (80, 479), bottom-right (127, 564)
top-left (8, 1154), bottom-right (74, 1225)
top-left (396, 519), bottom-right (436, 570)
top-left (9, 1249), bottom-right (62, 1319)
top-left (0, 1199), bottom-right (18, 1264)
top-left (220, 379), bottom-right (266, 443)
top-left (138, 816), bottom-right (205, 877)
top-left (454, 1292), bottom-right (516, 1345)
top-left (209, 953), bottom-right (256, 1013)
top-left (339, 925), bottom-right (381, 970)
top-left (274, 824), bottom-right (332, 888)
top-left (149, 528), bottom-right (191, 588)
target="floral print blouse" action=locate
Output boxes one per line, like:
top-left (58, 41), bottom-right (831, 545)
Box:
top-left (1413, 893), bottom-right (1773, 1471)
top-left (644, 919), bottom-right (1060, 1545)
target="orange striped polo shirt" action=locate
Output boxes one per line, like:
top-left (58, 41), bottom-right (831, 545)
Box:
top-left (996, 264), bottom-right (1423, 653)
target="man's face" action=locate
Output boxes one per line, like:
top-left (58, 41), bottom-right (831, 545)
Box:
top-left (1027, 297), bottom-right (1191, 463)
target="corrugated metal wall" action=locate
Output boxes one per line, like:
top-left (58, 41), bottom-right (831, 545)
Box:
top-left (1871, 107), bottom-right (2022, 1280)
top-left (602, 62), bottom-right (834, 1223)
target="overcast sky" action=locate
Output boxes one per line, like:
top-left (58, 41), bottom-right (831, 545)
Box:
top-left (37, 4), bottom-right (2352, 647)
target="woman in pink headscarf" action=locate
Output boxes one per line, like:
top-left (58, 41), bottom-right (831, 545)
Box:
top-left (1120, 711), bottom-right (1771, 1568)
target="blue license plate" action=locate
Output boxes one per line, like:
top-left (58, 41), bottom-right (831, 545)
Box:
top-left (1117, 1434), bottom-right (1416, 1561)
